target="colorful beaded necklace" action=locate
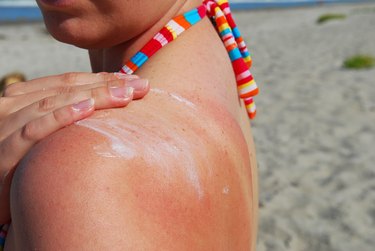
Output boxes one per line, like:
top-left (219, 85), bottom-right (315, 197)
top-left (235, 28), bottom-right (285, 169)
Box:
top-left (120, 0), bottom-right (259, 119)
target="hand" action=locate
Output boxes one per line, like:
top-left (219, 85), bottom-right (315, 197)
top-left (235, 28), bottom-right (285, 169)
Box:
top-left (0, 72), bottom-right (149, 224)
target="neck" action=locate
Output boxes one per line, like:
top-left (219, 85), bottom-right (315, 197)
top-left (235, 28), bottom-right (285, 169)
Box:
top-left (90, 0), bottom-right (242, 119)
top-left (89, 0), bottom-right (202, 73)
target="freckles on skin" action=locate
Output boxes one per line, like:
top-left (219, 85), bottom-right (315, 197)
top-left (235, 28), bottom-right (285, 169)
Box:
top-left (75, 89), bottom-right (210, 202)
top-left (76, 119), bottom-right (137, 159)
top-left (76, 116), bottom-right (206, 200)
top-left (126, 162), bottom-right (216, 244)
top-left (74, 89), bottom-right (208, 202)
top-left (73, 90), bottom-right (253, 246)
top-left (75, 114), bottom-right (217, 242)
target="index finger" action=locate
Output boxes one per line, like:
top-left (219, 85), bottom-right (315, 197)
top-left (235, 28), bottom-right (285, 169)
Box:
top-left (3, 72), bottom-right (139, 96)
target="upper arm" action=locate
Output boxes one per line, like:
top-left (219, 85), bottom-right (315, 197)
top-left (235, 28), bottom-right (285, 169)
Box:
top-left (10, 125), bottom-right (141, 250)
top-left (9, 103), bottom-right (254, 250)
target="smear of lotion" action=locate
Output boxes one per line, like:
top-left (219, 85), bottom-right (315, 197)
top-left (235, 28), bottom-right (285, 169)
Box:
top-left (222, 186), bottom-right (230, 195)
top-left (75, 109), bottom-right (205, 200)
top-left (109, 118), bottom-right (205, 200)
top-left (76, 119), bottom-right (136, 159)
top-left (150, 88), bottom-right (196, 108)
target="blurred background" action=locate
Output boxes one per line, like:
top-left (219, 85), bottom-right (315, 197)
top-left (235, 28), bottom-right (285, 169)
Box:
top-left (1, 1), bottom-right (375, 250)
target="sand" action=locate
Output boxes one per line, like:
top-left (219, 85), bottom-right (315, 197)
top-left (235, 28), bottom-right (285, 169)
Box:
top-left (237, 3), bottom-right (375, 251)
top-left (1, 2), bottom-right (375, 251)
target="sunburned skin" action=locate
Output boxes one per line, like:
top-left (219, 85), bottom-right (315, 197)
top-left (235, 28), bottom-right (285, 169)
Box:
top-left (75, 88), bottom-right (231, 200)
top-left (77, 116), bottom-right (206, 199)
top-left (7, 90), bottom-right (253, 249)
top-left (76, 88), bottom-right (197, 159)
top-left (150, 88), bottom-right (196, 109)
top-left (7, 59), bottom-right (257, 251)
top-left (6, 68), bottom-right (256, 251)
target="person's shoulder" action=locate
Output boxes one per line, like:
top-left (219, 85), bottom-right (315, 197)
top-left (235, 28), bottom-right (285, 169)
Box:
top-left (10, 95), bottom-right (253, 249)
top-left (14, 90), bottom-right (252, 207)
top-left (16, 91), bottom-right (249, 188)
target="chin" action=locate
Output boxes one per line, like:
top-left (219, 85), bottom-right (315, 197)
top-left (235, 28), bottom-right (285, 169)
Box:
top-left (43, 12), bottom-right (112, 49)
top-left (48, 29), bottom-right (104, 49)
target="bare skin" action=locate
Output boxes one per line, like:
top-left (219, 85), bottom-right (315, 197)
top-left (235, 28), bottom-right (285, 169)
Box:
top-left (0, 72), bottom-right (149, 224)
top-left (5, 0), bottom-right (258, 250)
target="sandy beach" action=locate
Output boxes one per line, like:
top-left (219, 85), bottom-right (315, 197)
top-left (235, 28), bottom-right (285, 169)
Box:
top-left (239, 3), bottom-right (375, 251)
top-left (1, 2), bottom-right (375, 251)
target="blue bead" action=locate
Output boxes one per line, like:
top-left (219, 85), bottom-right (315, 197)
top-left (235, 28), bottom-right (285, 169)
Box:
top-left (184, 9), bottom-right (201, 25)
top-left (232, 27), bottom-right (241, 39)
top-left (132, 52), bottom-right (149, 68)
top-left (229, 48), bottom-right (242, 61)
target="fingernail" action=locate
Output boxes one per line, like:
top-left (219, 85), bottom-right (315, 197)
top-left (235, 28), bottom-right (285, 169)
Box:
top-left (114, 72), bottom-right (139, 80)
top-left (72, 98), bottom-right (95, 112)
top-left (127, 79), bottom-right (149, 91)
top-left (109, 86), bottom-right (134, 99)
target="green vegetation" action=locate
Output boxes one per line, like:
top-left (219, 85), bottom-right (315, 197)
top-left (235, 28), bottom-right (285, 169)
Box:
top-left (343, 55), bottom-right (375, 70)
top-left (317, 13), bottom-right (346, 24)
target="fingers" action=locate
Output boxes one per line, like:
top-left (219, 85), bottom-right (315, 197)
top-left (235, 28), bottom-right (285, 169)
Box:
top-left (40, 76), bottom-right (149, 100)
top-left (113, 75), bottom-right (150, 100)
top-left (0, 78), bottom-right (149, 140)
top-left (3, 77), bottom-right (149, 115)
top-left (3, 72), bottom-right (139, 97)
top-left (0, 98), bottom-right (95, 180)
